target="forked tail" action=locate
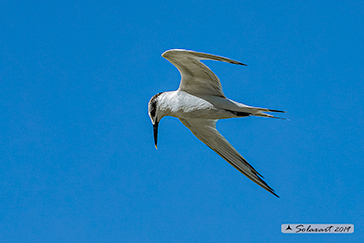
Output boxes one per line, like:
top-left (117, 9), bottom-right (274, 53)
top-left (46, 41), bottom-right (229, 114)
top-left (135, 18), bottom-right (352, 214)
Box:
top-left (248, 107), bottom-right (287, 120)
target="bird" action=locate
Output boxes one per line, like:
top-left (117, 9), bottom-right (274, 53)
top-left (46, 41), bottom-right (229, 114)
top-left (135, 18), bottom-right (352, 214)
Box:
top-left (148, 49), bottom-right (285, 197)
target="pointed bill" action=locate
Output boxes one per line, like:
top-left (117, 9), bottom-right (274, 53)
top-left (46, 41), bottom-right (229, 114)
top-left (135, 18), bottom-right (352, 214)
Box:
top-left (153, 121), bottom-right (159, 149)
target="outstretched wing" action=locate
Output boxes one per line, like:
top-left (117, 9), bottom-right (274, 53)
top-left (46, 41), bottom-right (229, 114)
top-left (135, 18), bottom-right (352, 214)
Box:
top-left (162, 49), bottom-right (246, 97)
top-left (179, 118), bottom-right (279, 197)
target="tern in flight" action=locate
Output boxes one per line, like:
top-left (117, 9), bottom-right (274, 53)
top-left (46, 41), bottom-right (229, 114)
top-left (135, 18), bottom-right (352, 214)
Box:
top-left (148, 49), bottom-right (285, 197)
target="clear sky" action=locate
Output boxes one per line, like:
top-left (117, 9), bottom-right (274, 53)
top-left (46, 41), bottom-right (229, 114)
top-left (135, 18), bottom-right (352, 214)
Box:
top-left (1, 0), bottom-right (363, 242)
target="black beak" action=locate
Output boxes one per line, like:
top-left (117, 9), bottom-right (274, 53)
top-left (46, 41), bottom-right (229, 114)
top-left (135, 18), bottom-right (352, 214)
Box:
top-left (153, 121), bottom-right (159, 149)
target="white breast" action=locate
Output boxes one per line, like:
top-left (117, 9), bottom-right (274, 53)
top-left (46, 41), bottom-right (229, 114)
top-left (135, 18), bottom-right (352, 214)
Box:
top-left (160, 91), bottom-right (234, 119)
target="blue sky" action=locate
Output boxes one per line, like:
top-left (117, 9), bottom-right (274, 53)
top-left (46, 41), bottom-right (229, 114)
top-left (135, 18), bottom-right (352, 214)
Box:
top-left (1, 0), bottom-right (363, 242)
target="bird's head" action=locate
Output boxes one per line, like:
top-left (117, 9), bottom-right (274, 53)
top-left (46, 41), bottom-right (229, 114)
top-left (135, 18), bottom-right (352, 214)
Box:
top-left (148, 92), bottom-right (165, 149)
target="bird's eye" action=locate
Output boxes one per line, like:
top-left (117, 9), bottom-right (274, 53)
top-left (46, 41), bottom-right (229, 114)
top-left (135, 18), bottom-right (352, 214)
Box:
top-left (148, 99), bottom-right (157, 119)
top-left (149, 92), bottom-right (163, 118)
top-left (150, 106), bottom-right (156, 118)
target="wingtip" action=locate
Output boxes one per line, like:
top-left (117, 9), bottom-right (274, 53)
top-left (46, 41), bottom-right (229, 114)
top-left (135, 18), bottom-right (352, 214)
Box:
top-left (229, 61), bottom-right (247, 66)
top-left (162, 49), bottom-right (247, 67)
top-left (267, 187), bottom-right (279, 198)
top-left (262, 181), bottom-right (280, 198)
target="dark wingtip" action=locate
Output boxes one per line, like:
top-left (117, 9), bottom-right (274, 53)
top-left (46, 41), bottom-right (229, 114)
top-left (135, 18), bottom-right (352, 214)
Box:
top-left (228, 61), bottom-right (247, 66)
top-left (267, 187), bottom-right (279, 198)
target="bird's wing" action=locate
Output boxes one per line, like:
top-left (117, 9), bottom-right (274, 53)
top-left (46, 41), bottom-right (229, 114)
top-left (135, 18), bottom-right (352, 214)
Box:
top-left (162, 49), bottom-right (246, 97)
top-left (179, 118), bottom-right (279, 197)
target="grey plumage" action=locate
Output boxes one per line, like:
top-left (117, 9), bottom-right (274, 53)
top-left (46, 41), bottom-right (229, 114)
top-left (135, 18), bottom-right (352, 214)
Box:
top-left (148, 49), bottom-right (285, 197)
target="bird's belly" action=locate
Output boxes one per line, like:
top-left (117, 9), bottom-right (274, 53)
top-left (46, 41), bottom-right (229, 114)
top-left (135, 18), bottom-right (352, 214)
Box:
top-left (177, 109), bottom-right (232, 119)
top-left (167, 94), bottom-right (233, 119)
